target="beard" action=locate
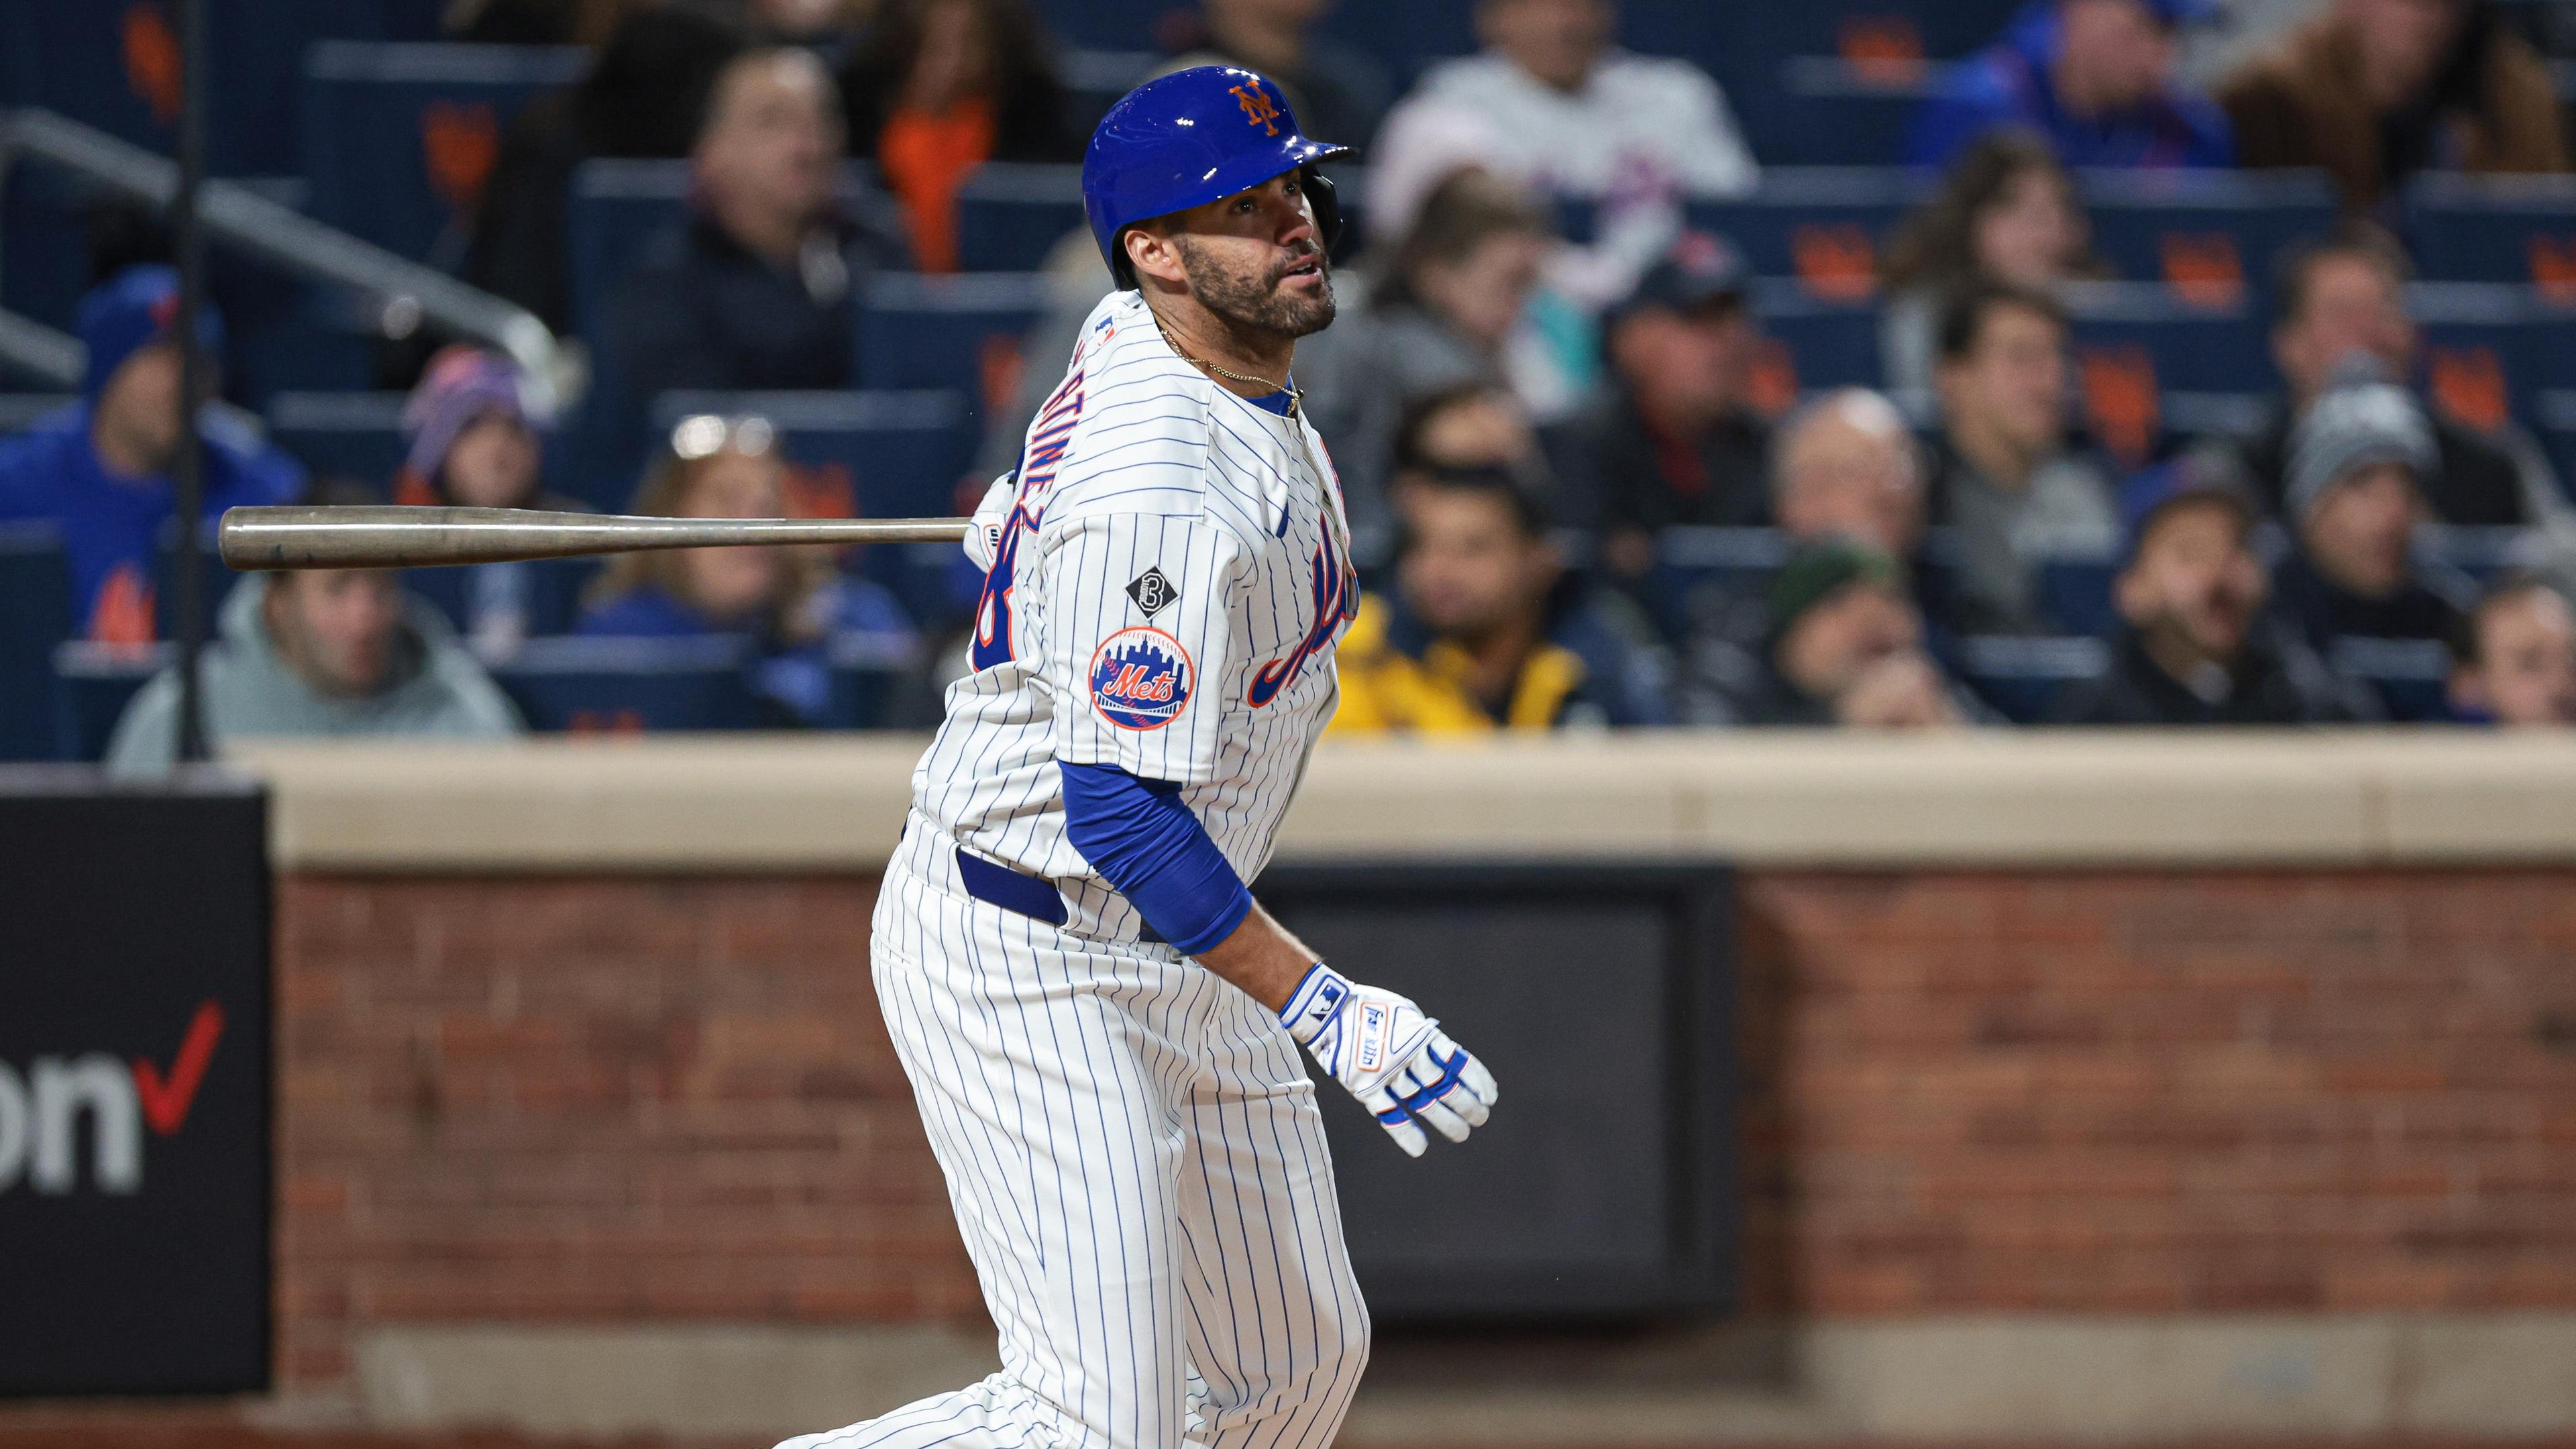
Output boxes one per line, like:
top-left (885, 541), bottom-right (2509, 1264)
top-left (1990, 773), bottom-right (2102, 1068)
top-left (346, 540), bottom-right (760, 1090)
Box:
top-left (1175, 237), bottom-right (1338, 341)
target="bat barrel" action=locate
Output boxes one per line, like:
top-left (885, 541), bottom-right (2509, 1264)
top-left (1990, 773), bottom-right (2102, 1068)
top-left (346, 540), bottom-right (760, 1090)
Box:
top-left (218, 506), bottom-right (971, 571)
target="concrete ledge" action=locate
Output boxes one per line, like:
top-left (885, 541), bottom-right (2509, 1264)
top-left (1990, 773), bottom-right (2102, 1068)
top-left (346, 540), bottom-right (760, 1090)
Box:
top-left (233, 731), bottom-right (2576, 872)
top-left (347, 1314), bottom-right (2576, 1442)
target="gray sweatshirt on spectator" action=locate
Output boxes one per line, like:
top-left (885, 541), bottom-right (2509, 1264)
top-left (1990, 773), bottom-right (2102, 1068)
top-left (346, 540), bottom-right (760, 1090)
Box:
top-left (1933, 443), bottom-right (2121, 635)
top-left (106, 579), bottom-right (521, 773)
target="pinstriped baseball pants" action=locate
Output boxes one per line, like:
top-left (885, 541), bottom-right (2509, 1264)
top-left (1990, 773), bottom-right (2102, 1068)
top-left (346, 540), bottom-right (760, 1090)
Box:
top-left (777, 845), bottom-right (1369, 1449)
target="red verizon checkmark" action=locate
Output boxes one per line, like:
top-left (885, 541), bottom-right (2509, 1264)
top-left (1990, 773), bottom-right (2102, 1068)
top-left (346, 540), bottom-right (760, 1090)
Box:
top-left (132, 1000), bottom-right (225, 1136)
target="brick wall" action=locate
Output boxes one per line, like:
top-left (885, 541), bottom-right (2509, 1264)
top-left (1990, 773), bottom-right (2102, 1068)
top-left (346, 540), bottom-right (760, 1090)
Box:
top-left (1735, 871), bottom-right (2576, 1317)
top-left (274, 868), bottom-right (2576, 1393)
top-left (273, 877), bottom-right (982, 1389)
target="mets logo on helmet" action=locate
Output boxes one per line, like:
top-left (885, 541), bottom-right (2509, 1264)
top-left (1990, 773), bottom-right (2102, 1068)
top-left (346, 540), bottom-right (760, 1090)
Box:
top-left (1231, 82), bottom-right (1283, 136)
top-left (1089, 627), bottom-right (1194, 731)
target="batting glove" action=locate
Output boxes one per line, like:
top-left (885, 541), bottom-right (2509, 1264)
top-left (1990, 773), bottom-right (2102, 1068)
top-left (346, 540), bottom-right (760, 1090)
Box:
top-left (1280, 964), bottom-right (1497, 1158)
top-left (963, 472), bottom-right (1015, 571)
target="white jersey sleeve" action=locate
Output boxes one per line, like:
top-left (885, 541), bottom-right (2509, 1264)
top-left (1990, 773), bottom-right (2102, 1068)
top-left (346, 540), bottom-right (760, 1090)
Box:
top-left (1038, 508), bottom-right (1249, 788)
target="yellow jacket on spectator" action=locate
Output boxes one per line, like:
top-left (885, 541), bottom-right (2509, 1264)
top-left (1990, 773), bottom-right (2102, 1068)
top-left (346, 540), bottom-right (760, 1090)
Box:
top-left (1330, 592), bottom-right (1669, 735)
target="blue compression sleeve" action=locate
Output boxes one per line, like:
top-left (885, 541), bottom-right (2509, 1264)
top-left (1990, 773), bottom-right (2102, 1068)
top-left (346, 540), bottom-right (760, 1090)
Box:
top-left (1060, 762), bottom-right (1254, 955)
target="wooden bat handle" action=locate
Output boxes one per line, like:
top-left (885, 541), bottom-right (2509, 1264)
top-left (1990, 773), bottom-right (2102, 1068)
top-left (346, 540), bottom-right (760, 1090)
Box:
top-left (219, 506), bottom-right (975, 571)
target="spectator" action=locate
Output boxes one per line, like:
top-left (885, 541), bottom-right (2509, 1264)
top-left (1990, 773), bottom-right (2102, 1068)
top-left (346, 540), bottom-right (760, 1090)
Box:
top-left (464, 1), bottom-right (754, 331)
top-left (104, 482), bottom-right (521, 773)
top-left (393, 346), bottom-right (589, 656)
top-left (1390, 382), bottom-right (1553, 520)
top-left (604, 47), bottom-right (909, 420)
top-left (2054, 455), bottom-right (2375, 724)
top-left (1771, 389), bottom-right (1927, 561)
top-left (1163, 0), bottom-right (1397, 149)
top-left (1701, 541), bottom-right (1980, 728)
top-left (1925, 281), bottom-right (2121, 635)
top-left (1552, 232), bottom-right (1771, 583)
top-left (1879, 129), bottom-right (2110, 396)
top-left (1332, 467), bottom-right (1668, 732)
top-left (2233, 225), bottom-right (2560, 527)
top-left (394, 347), bottom-right (572, 513)
top-left (2219, 0), bottom-right (2567, 210)
top-left (1369, 0), bottom-right (1758, 244)
top-left (1677, 391), bottom-right (1949, 718)
top-left (579, 414), bottom-right (916, 724)
top-left (2270, 378), bottom-right (2472, 651)
top-left (1299, 169), bottom-right (1557, 557)
top-left (2448, 573), bottom-right (2576, 725)
top-left (839, 0), bottom-right (1079, 274)
top-left (0, 266), bottom-right (303, 643)
top-left (1909, 0), bottom-right (2235, 170)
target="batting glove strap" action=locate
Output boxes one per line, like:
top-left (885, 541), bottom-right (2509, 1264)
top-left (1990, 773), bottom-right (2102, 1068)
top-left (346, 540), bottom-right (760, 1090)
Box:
top-left (1376, 1045), bottom-right (1470, 1123)
top-left (1281, 965), bottom-right (1497, 1158)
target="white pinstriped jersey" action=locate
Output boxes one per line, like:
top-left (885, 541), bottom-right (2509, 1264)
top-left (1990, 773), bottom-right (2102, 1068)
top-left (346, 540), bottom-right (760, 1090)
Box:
top-left (912, 288), bottom-right (1356, 896)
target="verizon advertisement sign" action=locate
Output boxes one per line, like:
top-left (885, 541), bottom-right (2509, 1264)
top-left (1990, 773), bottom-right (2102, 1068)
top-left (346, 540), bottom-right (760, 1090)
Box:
top-left (0, 775), bottom-right (269, 1395)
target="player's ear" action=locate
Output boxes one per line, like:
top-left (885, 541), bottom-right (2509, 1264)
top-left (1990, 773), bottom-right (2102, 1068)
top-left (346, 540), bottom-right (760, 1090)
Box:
top-left (1124, 221), bottom-right (1190, 292)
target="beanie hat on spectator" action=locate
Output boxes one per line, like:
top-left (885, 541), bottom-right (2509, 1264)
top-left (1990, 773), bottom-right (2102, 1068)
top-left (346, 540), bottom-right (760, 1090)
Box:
top-left (2118, 449), bottom-right (2255, 565)
top-left (2286, 374), bottom-right (2436, 523)
top-left (1767, 539), bottom-right (1906, 649)
top-left (401, 345), bottom-right (540, 496)
top-left (78, 264), bottom-right (224, 401)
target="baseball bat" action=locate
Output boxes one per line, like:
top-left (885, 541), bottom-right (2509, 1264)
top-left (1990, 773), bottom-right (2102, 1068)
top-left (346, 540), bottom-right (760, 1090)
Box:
top-left (218, 506), bottom-right (973, 571)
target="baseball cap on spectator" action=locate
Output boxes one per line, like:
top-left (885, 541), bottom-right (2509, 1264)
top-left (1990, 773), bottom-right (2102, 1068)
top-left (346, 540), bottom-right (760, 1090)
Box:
top-left (1766, 538), bottom-right (1907, 647)
top-left (1608, 231), bottom-right (1747, 327)
top-left (2118, 449), bottom-right (2255, 564)
top-left (401, 345), bottom-right (542, 490)
top-left (2285, 372), bottom-right (2436, 523)
top-left (78, 264), bottom-right (223, 400)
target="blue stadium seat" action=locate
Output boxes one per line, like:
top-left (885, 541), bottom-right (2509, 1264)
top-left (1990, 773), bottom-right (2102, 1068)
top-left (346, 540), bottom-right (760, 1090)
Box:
top-left (567, 159), bottom-right (694, 347)
top-left (0, 0), bottom-right (433, 176)
top-left (0, 525), bottom-right (73, 761)
top-left (488, 635), bottom-right (763, 731)
top-left (267, 391), bottom-right (411, 482)
top-left (2035, 553), bottom-right (2119, 641)
top-left (646, 390), bottom-right (978, 525)
top-left (2407, 174), bottom-right (2576, 288)
top-left (52, 641), bottom-right (166, 761)
top-left (956, 164), bottom-right (1087, 273)
top-left (1760, 59), bottom-right (1943, 166)
top-left (405, 558), bottom-right (601, 641)
top-left (1061, 48), bottom-right (1157, 138)
top-left (154, 535), bottom-right (250, 644)
top-left (2409, 283), bottom-right (2557, 433)
top-left (1687, 169), bottom-right (1930, 301)
top-left (2536, 390), bottom-right (2576, 491)
top-left (1649, 526), bottom-right (1791, 641)
top-left (1957, 634), bottom-right (2109, 724)
top-left (1751, 282), bottom-right (1883, 394)
top-left (2079, 169), bottom-right (2339, 305)
top-left (2326, 635), bottom-right (2452, 722)
top-left (2416, 526), bottom-right (2540, 585)
top-left (856, 273), bottom-right (1054, 418)
top-left (1027, 0), bottom-right (1167, 50)
top-left (826, 631), bottom-right (918, 731)
top-left (2059, 283), bottom-right (2265, 464)
top-left (302, 43), bottom-right (587, 265)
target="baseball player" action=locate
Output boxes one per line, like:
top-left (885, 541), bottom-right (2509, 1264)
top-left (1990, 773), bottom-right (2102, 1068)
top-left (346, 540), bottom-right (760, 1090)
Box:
top-left (777, 67), bottom-right (1499, 1449)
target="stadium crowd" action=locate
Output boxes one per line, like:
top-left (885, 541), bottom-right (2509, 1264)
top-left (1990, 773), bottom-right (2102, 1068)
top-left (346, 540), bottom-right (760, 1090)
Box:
top-left (7, 0), bottom-right (2576, 762)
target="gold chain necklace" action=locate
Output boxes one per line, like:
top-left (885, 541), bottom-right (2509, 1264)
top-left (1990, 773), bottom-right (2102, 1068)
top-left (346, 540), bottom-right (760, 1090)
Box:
top-left (1152, 315), bottom-right (1301, 415)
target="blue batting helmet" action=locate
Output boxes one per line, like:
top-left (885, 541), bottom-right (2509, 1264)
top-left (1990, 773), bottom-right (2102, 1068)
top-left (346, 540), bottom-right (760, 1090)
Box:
top-left (1082, 66), bottom-right (1350, 290)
